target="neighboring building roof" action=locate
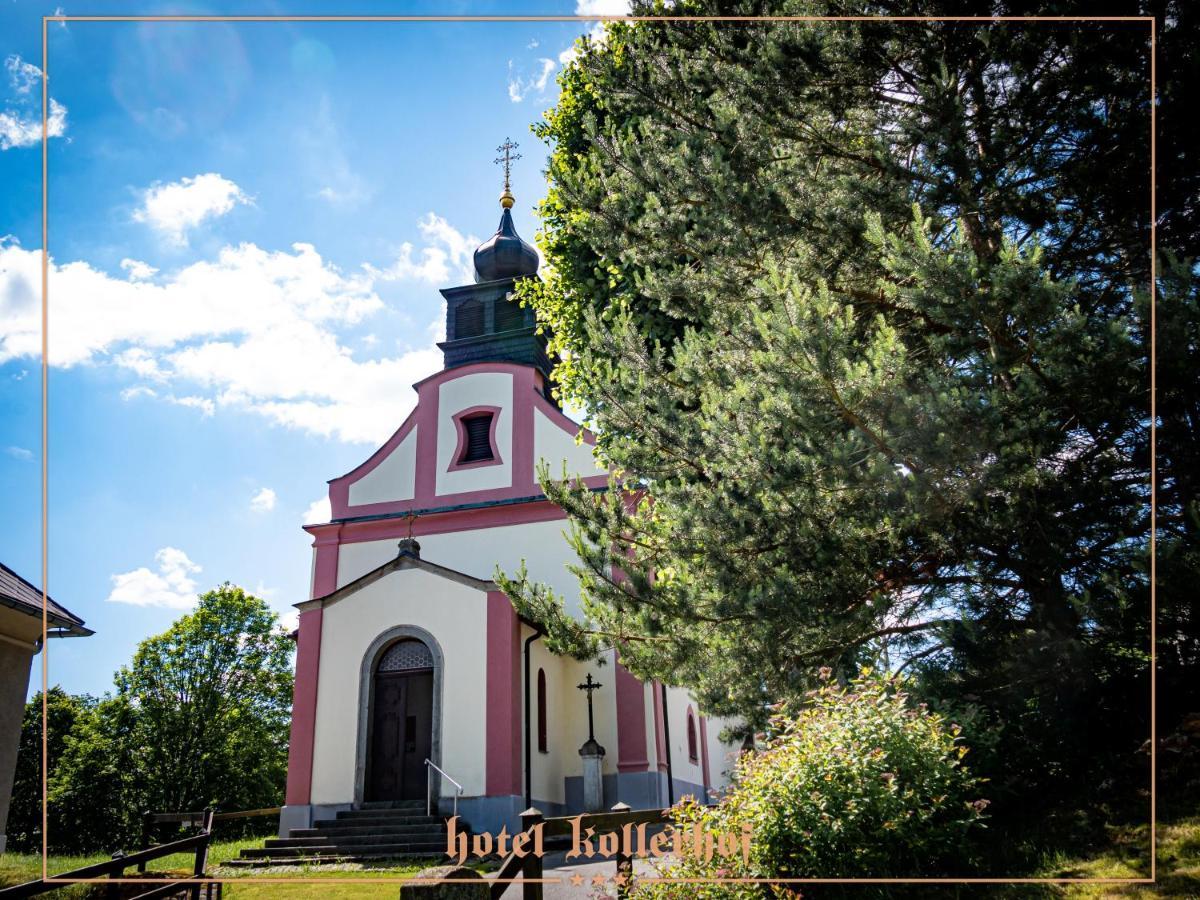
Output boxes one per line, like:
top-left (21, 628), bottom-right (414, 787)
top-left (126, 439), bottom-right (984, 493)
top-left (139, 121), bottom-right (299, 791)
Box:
top-left (0, 561), bottom-right (94, 637)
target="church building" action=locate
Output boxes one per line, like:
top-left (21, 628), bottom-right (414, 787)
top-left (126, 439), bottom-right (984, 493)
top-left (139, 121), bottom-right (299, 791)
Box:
top-left (280, 159), bottom-right (739, 839)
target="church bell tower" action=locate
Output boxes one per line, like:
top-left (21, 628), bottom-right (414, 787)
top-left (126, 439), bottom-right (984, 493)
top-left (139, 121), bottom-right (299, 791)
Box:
top-left (437, 138), bottom-right (553, 382)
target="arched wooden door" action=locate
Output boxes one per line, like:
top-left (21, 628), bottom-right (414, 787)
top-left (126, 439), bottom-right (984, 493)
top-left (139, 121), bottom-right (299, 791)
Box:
top-left (367, 638), bottom-right (434, 802)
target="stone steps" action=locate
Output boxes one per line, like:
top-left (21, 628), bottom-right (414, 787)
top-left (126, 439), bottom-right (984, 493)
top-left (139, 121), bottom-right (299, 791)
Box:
top-left (235, 803), bottom-right (453, 868)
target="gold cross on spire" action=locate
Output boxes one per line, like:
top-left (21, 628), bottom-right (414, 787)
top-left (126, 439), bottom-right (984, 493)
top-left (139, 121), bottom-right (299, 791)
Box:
top-left (494, 137), bottom-right (521, 192)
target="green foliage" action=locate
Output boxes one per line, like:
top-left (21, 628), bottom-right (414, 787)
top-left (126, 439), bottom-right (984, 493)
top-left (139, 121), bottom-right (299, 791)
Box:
top-left (113, 583), bottom-right (293, 820)
top-left (632, 670), bottom-right (985, 898)
top-left (506, 0), bottom-right (1193, 862)
top-left (7, 585), bottom-right (293, 854)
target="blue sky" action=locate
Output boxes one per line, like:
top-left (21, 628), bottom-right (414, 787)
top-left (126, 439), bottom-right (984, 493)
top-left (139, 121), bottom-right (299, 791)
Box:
top-left (0, 0), bottom-right (624, 699)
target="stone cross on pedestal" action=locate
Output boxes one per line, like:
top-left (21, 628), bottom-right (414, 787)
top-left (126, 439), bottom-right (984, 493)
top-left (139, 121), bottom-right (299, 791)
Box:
top-left (576, 673), bottom-right (606, 812)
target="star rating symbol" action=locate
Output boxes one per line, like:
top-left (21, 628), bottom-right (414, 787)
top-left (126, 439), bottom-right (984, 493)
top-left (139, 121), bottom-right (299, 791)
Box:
top-left (569, 873), bottom-right (585, 886)
top-left (613, 871), bottom-right (629, 887)
top-left (592, 873), bottom-right (608, 886)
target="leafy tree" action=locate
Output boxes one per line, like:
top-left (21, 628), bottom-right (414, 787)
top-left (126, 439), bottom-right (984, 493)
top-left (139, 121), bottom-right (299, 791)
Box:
top-left (7, 688), bottom-right (93, 851)
top-left (112, 584), bottom-right (293, 819)
top-left (631, 670), bottom-right (986, 897)
top-left (499, 0), bottom-right (1183, 849)
top-left (7, 586), bottom-right (294, 854)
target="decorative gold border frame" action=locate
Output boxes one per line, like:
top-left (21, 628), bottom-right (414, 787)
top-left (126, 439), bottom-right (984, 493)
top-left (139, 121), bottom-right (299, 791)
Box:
top-left (35, 11), bottom-right (1157, 891)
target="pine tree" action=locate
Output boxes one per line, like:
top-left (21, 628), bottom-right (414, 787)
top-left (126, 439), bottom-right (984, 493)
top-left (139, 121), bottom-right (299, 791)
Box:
top-left (498, 1), bottom-right (1193, 841)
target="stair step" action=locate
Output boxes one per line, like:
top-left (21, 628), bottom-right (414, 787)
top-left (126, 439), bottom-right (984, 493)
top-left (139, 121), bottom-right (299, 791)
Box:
top-left (226, 854), bottom-right (448, 868)
top-left (241, 842), bottom-right (448, 859)
top-left (279, 834), bottom-right (448, 850)
top-left (265, 836), bottom-right (332, 848)
top-left (290, 830), bottom-right (446, 844)
top-left (326, 816), bottom-right (444, 830)
top-left (359, 800), bottom-right (425, 810)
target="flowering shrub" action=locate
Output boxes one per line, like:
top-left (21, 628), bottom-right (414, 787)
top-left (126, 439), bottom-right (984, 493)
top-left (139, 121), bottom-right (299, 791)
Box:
top-left (633, 670), bottom-right (987, 897)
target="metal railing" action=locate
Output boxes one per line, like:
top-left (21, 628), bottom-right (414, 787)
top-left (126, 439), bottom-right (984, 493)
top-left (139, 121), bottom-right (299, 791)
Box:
top-left (424, 757), bottom-right (464, 818)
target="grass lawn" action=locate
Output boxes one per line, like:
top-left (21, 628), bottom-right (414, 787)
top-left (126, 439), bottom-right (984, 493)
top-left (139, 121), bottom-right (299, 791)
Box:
top-left (1035, 816), bottom-right (1200, 898)
top-left (0, 836), bottom-right (442, 898)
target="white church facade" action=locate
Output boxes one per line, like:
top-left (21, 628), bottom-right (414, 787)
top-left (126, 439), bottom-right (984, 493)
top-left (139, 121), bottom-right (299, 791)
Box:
top-left (279, 171), bottom-right (740, 839)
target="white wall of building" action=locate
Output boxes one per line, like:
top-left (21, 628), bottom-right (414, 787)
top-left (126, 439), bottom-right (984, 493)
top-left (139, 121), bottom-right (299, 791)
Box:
top-left (348, 427), bottom-right (417, 506)
top-left (336, 518), bottom-right (588, 618)
top-left (703, 714), bottom-right (743, 793)
top-left (533, 408), bottom-right (604, 481)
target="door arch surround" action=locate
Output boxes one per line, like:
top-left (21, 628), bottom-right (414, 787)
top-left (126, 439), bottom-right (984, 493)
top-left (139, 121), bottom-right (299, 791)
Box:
top-left (354, 624), bottom-right (445, 805)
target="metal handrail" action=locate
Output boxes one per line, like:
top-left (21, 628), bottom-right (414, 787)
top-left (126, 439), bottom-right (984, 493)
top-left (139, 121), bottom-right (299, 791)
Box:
top-left (425, 758), bottom-right (464, 817)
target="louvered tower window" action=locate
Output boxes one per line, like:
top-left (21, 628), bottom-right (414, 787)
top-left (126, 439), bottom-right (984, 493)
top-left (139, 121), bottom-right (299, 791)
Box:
top-left (455, 299), bottom-right (485, 339)
top-left (459, 413), bottom-right (495, 463)
top-left (494, 297), bottom-right (525, 332)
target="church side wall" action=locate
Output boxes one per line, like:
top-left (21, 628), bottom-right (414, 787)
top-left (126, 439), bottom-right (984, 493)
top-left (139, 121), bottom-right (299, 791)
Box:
top-left (309, 569), bottom-right (489, 805)
top-left (663, 685), bottom-right (708, 802)
top-left (702, 714), bottom-right (743, 793)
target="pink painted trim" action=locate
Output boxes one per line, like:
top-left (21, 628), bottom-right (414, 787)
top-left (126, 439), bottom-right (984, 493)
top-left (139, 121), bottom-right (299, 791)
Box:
top-left (448, 405), bottom-right (504, 471)
top-left (512, 367), bottom-right (537, 492)
top-left (652, 680), bottom-right (668, 772)
top-left (284, 608), bottom-right (323, 806)
top-left (413, 360), bottom-right (529, 390)
top-left (485, 590), bottom-right (522, 796)
top-left (332, 498), bottom-right (570, 546)
top-left (308, 526), bottom-right (342, 598)
top-left (699, 715), bottom-right (712, 795)
top-left (615, 660), bottom-right (650, 773)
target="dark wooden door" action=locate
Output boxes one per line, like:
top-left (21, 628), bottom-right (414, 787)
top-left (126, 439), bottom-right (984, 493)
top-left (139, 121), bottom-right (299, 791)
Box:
top-left (368, 670), bottom-right (433, 802)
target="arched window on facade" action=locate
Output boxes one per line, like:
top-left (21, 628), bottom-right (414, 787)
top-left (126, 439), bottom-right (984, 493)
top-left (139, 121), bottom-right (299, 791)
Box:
top-left (536, 668), bottom-right (548, 753)
top-left (687, 707), bottom-right (699, 763)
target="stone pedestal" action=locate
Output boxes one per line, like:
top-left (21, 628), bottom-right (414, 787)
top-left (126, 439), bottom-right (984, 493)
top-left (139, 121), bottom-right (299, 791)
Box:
top-left (579, 737), bottom-right (606, 813)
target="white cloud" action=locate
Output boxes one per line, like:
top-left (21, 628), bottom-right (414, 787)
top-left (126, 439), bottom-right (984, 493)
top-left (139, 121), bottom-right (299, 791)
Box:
top-left (6, 55), bottom-right (41, 95)
top-left (576, 0), bottom-right (630, 13)
top-left (5, 446), bottom-right (33, 460)
top-left (305, 95), bottom-right (371, 209)
top-left (276, 608), bottom-right (300, 635)
top-left (120, 258), bottom-right (158, 280)
top-left (370, 213), bottom-right (478, 286)
top-left (303, 495), bottom-right (331, 525)
top-left (170, 394), bottom-right (214, 416)
top-left (250, 486), bottom-right (277, 513)
top-left (508, 57), bottom-right (557, 103)
top-left (0, 97), bottom-right (68, 150)
top-left (0, 235), bottom-right (447, 445)
top-left (107, 547), bottom-right (202, 609)
top-left (133, 173), bottom-right (251, 246)
top-left (120, 385), bottom-right (157, 401)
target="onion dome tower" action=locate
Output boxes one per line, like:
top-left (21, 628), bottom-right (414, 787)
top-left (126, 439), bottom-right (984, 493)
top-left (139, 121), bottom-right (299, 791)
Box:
top-left (438, 138), bottom-right (553, 384)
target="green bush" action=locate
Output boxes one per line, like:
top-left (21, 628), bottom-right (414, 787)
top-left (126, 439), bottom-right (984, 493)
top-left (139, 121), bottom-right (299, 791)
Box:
top-left (634, 670), bottom-right (987, 897)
